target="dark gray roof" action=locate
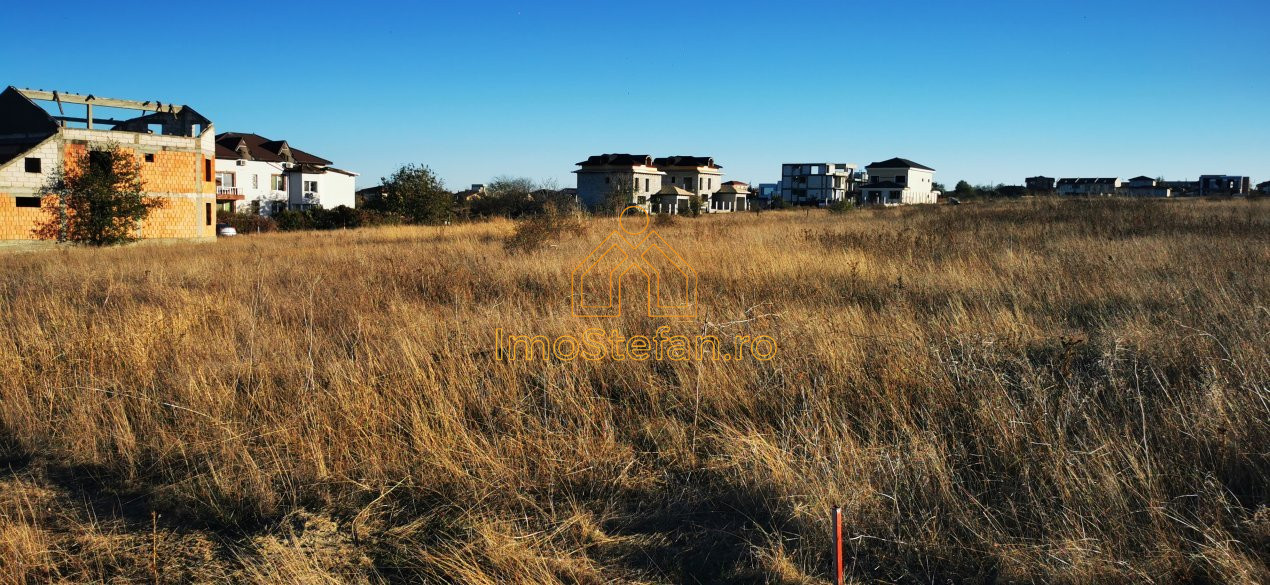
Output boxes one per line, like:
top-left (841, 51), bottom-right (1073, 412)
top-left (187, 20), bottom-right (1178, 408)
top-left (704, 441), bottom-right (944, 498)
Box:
top-left (576, 153), bottom-right (654, 167)
top-left (652, 155), bottom-right (720, 169)
top-left (215, 132), bottom-right (332, 165)
top-left (866, 157), bottom-right (934, 171)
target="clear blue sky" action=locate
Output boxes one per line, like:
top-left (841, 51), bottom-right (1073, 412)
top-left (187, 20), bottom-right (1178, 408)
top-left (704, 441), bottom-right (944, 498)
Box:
top-left (3, 0), bottom-right (1267, 189)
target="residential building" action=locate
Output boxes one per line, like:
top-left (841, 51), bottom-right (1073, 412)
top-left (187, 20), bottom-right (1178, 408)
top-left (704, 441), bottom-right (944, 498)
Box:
top-left (214, 132), bottom-right (356, 214)
top-left (1161, 180), bottom-right (1199, 196)
top-left (1057, 178), bottom-right (1120, 196)
top-left (651, 184), bottom-right (692, 214)
top-left (1197, 175), bottom-right (1251, 196)
top-left (0, 86), bottom-right (217, 245)
top-left (1025, 176), bottom-right (1056, 193)
top-left (653, 156), bottom-right (724, 207)
top-left (779, 163), bottom-right (856, 205)
top-left (456, 184), bottom-right (487, 202)
top-left (1257, 180), bottom-right (1270, 194)
top-left (756, 183), bottom-right (779, 203)
top-left (710, 181), bottom-right (750, 212)
top-left (858, 158), bottom-right (939, 205)
top-left (574, 154), bottom-right (664, 210)
top-left (1122, 176), bottom-right (1171, 197)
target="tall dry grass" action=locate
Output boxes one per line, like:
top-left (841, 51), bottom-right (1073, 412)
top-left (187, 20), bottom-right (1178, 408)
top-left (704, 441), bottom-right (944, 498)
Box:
top-left (0, 198), bottom-right (1266, 583)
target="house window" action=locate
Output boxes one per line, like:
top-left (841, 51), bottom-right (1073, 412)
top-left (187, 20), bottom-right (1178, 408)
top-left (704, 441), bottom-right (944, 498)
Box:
top-left (204, 159), bottom-right (212, 182)
top-left (644, 178), bottom-right (649, 191)
top-left (708, 178), bottom-right (712, 189)
top-left (215, 172), bottom-right (235, 188)
top-left (24, 157), bottom-right (41, 173)
top-left (896, 176), bottom-right (905, 185)
top-left (205, 203), bottom-right (212, 225)
top-left (144, 153), bottom-right (155, 163)
top-left (15, 196), bottom-right (40, 208)
top-left (253, 174), bottom-right (259, 189)
top-left (303, 180), bottom-right (318, 192)
top-left (272, 174), bottom-right (285, 191)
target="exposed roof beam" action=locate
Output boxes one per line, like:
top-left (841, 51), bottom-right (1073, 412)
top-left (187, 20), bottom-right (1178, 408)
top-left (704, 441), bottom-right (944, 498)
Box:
top-left (16, 88), bottom-right (187, 114)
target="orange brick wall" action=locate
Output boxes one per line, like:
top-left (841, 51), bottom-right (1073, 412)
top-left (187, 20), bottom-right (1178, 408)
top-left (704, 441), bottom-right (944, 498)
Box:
top-left (0, 142), bottom-right (215, 243)
top-left (0, 193), bottom-right (51, 241)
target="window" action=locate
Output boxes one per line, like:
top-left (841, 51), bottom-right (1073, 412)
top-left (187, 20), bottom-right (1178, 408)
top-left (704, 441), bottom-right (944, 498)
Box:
top-left (15, 196), bottom-right (40, 208)
top-left (303, 180), bottom-right (318, 192)
top-left (215, 172), bottom-right (235, 188)
top-left (644, 178), bottom-right (649, 191)
top-left (896, 176), bottom-right (905, 185)
top-left (205, 203), bottom-right (212, 226)
top-left (24, 157), bottom-right (41, 173)
top-left (708, 178), bottom-right (712, 189)
top-left (204, 159), bottom-right (212, 182)
top-left (272, 174), bottom-right (286, 191)
top-left (252, 174), bottom-right (259, 189)
top-left (144, 153), bottom-right (155, 163)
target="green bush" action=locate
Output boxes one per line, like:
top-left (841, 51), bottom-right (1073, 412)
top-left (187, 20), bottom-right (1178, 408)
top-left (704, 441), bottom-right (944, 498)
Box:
top-left (217, 210), bottom-right (278, 234)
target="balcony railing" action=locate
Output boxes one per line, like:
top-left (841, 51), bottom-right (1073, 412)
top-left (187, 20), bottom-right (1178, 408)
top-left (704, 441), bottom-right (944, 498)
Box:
top-left (216, 186), bottom-right (242, 196)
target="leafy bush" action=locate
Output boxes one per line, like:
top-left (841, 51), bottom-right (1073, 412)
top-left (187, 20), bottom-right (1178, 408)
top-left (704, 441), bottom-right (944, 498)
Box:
top-left (217, 210), bottom-right (277, 234)
top-left (503, 203), bottom-right (587, 254)
top-left (827, 199), bottom-right (855, 214)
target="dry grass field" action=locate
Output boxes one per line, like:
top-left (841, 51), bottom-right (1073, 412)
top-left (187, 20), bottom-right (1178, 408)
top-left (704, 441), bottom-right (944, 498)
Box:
top-left (0, 198), bottom-right (1266, 583)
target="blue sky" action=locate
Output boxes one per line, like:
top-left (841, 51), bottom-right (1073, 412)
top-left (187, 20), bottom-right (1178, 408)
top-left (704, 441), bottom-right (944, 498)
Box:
top-left (3, 0), bottom-right (1267, 189)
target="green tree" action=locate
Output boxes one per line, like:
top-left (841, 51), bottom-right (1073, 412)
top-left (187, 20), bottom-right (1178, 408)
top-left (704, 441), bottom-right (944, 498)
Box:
top-left (35, 144), bottom-right (163, 246)
top-left (953, 180), bottom-right (976, 199)
top-left (371, 164), bottom-right (453, 224)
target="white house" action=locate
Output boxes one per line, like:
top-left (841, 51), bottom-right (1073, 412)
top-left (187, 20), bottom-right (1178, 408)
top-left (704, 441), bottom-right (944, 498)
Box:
top-left (214, 133), bottom-right (356, 214)
top-left (779, 163), bottom-right (857, 205)
top-left (710, 181), bottom-right (749, 212)
top-left (574, 154), bottom-right (665, 210)
top-left (858, 158), bottom-right (939, 205)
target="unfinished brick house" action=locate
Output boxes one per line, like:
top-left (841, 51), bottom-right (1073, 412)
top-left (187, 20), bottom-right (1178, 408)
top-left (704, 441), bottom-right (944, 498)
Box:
top-left (0, 86), bottom-right (217, 246)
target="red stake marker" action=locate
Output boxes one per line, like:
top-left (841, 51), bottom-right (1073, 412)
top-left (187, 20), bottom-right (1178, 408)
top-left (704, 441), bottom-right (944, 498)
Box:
top-left (833, 505), bottom-right (844, 585)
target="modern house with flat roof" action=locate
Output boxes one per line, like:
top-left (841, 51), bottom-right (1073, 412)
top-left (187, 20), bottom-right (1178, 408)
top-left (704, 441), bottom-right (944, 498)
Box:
top-left (858, 158), bottom-right (939, 205)
top-left (779, 162), bottom-right (856, 205)
top-left (1197, 175), bottom-right (1251, 196)
top-left (214, 132), bottom-right (356, 214)
top-left (0, 86), bottom-right (217, 246)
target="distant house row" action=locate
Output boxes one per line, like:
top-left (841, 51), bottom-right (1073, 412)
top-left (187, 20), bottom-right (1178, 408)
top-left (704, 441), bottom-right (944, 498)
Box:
top-left (1026, 175), bottom-right (1256, 197)
top-left (575, 154), bottom-right (940, 212)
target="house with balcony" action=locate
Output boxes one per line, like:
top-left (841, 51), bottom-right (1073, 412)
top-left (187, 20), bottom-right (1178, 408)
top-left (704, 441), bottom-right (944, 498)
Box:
top-left (214, 132), bottom-right (356, 214)
top-left (858, 158), bottom-right (939, 205)
top-left (779, 162), bottom-right (857, 205)
top-left (653, 156), bottom-right (724, 208)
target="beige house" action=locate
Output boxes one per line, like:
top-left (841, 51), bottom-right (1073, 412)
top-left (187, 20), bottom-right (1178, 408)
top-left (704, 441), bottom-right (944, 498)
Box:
top-left (859, 158), bottom-right (939, 205)
top-left (654, 156), bottom-right (724, 207)
top-left (710, 181), bottom-right (750, 212)
top-left (651, 184), bottom-right (693, 214)
top-left (573, 154), bottom-right (664, 210)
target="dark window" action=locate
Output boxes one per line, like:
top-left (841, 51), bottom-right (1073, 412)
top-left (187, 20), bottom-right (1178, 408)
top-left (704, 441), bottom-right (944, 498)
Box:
top-left (896, 176), bottom-right (905, 184)
top-left (24, 157), bottom-right (40, 173)
top-left (144, 153), bottom-right (155, 163)
top-left (15, 196), bottom-right (40, 208)
top-left (205, 203), bottom-right (212, 226)
top-left (605, 177), bottom-right (610, 184)
top-left (204, 159), bottom-right (212, 182)
top-left (644, 178), bottom-right (649, 191)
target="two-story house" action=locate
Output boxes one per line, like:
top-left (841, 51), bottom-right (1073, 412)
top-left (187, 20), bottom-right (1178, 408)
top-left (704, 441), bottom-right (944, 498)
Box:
top-left (214, 132), bottom-right (356, 214)
top-left (653, 156), bottom-right (724, 208)
top-left (574, 154), bottom-right (665, 210)
top-left (858, 158), bottom-right (939, 205)
top-left (1056, 178), bottom-right (1120, 196)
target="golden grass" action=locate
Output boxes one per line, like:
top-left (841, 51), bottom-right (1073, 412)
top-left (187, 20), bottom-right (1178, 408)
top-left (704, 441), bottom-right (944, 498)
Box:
top-left (0, 198), bottom-right (1266, 583)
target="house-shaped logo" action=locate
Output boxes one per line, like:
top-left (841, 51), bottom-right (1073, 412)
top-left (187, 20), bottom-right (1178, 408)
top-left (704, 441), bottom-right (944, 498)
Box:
top-left (571, 207), bottom-right (697, 318)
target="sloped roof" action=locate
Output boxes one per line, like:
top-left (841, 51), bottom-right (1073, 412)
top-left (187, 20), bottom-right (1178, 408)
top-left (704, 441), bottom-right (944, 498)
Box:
top-left (866, 157), bottom-right (935, 171)
top-left (215, 132), bottom-right (332, 165)
top-left (0, 87), bottom-right (61, 166)
top-left (576, 153), bottom-right (654, 167)
top-left (655, 184), bottom-right (692, 197)
top-left (716, 182), bottom-right (750, 194)
top-left (1129, 176), bottom-right (1154, 181)
top-left (653, 155), bottom-right (720, 169)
